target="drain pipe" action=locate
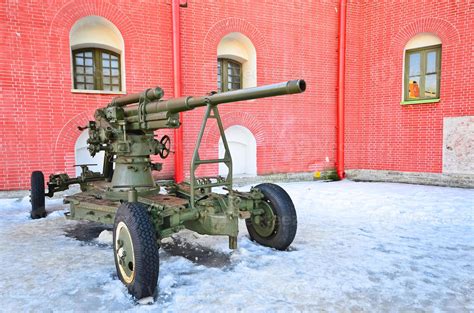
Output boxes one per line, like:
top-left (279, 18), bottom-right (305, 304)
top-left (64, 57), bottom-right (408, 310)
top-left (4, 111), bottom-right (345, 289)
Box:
top-left (336, 0), bottom-right (347, 179)
top-left (172, 0), bottom-right (184, 183)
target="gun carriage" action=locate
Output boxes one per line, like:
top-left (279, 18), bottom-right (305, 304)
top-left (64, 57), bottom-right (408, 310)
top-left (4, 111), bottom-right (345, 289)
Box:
top-left (31, 79), bottom-right (306, 299)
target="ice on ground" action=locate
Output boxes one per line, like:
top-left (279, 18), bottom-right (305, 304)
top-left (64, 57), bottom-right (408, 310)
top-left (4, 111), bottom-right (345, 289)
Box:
top-left (137, 296), bottom-right (154, 305)
top-left (96, 230), bottom-right (113, 245)
top-left (0, 181), bottom-right (473, 311)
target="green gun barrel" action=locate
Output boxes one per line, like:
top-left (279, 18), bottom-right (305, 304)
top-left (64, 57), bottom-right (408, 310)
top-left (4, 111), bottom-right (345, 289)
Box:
top-left (122, 79), bottom-right (306, 118)
top-left (110, 87), bottom-right (164, 107)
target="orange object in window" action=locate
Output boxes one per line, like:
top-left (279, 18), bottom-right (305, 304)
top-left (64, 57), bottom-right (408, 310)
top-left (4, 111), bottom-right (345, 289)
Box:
top-left (409, 81), bottom-right (420, 98)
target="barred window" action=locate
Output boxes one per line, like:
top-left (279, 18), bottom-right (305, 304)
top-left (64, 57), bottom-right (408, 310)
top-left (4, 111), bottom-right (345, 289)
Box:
top-left (217, 58), bottom-right (242, 92)
top-left (73, 48), bottom-right (121, 91)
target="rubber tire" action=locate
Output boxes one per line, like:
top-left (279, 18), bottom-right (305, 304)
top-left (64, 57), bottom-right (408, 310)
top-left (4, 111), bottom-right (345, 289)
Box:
top-left (30, 171), bottom-right (46, 219)
top-left (113, 202), bottom-right (160, 300)
top-left (245, 183), bottom-right (297, 250)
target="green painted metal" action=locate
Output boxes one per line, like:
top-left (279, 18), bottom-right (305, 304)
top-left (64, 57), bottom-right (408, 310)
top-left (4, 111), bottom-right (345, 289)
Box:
top-left (251, 200), bottom-right (276, 238)
top-left (190, 104), bottom-right (233, 206)
top-left (43, 79), bottom-right (306, 248)
top-left (400, 98), bottom-right (441, 105)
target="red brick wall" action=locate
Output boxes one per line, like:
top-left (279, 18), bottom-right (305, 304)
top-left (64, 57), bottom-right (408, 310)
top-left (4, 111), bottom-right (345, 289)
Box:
top-left (179, 1), bottom-right (338, 178)
top-left (344, 2), bottom-right (474, 173)
top-left (0, 1), bottom-right (175, 190)
top-left (0, 0), bottom-right (339, 190)
top-left (2, 1), bottom-right (470, 190)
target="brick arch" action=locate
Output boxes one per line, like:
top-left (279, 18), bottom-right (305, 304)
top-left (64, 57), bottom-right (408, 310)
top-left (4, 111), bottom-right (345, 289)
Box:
top-left (374, 17), bottom-right (461, 89)
top-left (46, 0), bottom-right (139, 89)
top-left (391, 17), bottom-right (460, 52)
top-left (202, 111), bottom-right (265, 147)
top-left (48, 0), bottom-right (137, 41)
top-left (203, 17), bottom-right (267, 53)
top-left (54, 110), bottom-right (95, 173)
top-left (201, 17), bottom-right (267, 85)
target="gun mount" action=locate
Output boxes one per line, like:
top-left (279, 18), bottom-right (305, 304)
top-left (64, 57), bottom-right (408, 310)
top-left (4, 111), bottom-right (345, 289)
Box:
top-left (30, 79), bottom-right (306, 300)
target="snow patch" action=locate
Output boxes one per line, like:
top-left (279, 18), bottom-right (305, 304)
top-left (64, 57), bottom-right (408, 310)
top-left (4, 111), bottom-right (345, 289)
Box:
top-left (1, 181), bottom-right (473, 311)
top-left (137, 297), bottom-right (154, 305)
top-left (97, 230), bottom-right (113, 244)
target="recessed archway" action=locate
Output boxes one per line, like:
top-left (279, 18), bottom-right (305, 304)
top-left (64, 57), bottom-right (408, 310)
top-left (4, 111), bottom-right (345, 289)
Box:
top-left (217, 32), bottom-right (257, 88)
top-left (69, 15), bottom-right (126, 91)
top-left (401, 32), bottom-right (442, 100)
top-left (218, 125), bottom-right (257, 177)
top-left (74, 130), bottom-right (104, 176)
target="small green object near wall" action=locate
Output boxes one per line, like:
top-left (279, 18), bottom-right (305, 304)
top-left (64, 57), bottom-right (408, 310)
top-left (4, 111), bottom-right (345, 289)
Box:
top-left (400, 98), bottom-right (440, 105)
top-left (313, 169), bottom-right (339, 181)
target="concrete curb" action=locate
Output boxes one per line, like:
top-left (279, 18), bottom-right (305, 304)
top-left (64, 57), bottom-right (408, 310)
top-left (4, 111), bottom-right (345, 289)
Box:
top-left (346, 169), bottom-right (474, 189)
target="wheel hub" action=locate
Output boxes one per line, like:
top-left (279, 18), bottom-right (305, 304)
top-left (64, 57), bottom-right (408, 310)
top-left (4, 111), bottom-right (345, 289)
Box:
top-left (252, 200), bottom-right (276, 238)
top-left (115, 222), bottom-right (135, 284)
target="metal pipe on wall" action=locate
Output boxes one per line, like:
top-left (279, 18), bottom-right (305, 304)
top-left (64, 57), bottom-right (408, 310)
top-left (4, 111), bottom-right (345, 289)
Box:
top-left (172, 0), bottom-right (184, 183)
top-left (337, 0), bottom-right (347, 179)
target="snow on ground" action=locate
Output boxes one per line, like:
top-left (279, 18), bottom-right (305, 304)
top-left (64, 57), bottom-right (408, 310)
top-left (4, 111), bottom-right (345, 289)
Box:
top-left (0, 181), bottom-right (473, 312)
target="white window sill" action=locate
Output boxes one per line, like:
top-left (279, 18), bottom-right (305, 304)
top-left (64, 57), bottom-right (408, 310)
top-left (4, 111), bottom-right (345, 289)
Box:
top-left (71, 89), bottom-right (126, 95)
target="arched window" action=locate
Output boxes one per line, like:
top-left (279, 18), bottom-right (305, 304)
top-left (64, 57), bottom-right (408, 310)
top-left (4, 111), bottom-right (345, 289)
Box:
top-left (403, 33), bottom-right (441, 103)
top-left (70, 16), bottom-right (125, 93)
top-left (217, 32), bottom-right (256, 92)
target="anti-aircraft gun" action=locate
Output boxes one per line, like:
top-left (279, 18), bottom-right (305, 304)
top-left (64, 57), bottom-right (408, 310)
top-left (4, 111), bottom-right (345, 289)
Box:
top-left (30, 79), bottom-right (306, 299)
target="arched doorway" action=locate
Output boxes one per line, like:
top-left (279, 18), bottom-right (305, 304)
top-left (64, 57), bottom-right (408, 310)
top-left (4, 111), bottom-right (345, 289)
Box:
top-left (74, 130), bottom-right (104, 176)
top-left (218, 125), bottom-right (257, 177)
